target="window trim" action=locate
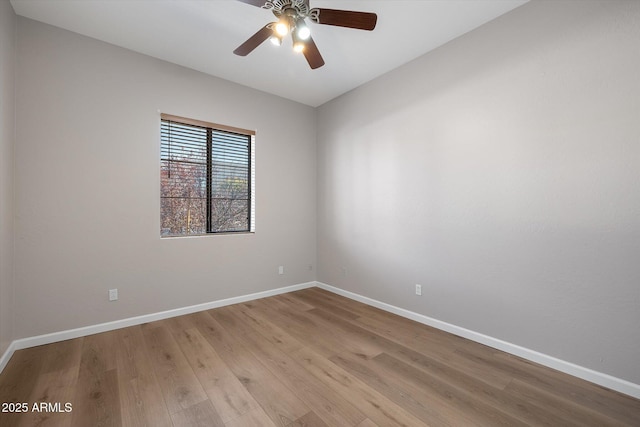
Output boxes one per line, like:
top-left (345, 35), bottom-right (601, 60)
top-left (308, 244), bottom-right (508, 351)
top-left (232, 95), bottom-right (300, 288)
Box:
top-left (160, 113), bottom-right (256, 237)
top-left (161, 113), bottom-right (255, 137)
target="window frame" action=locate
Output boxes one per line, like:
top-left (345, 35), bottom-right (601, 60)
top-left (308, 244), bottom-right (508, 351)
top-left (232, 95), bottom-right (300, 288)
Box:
top-left (160, 113), bottom-right (255, 237)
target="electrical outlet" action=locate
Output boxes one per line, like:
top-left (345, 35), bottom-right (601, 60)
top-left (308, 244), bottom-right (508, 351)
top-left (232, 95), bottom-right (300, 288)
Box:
top-left (308, 264), bottom-right (313, 271)
top-left (109, 288), bottom-right (118, 301)
top-left (278, 266), bottom-right (284, 275)
top-left (415, 284), bottom-right (422, 296)
top-left (341, 267), bottom-right (347, 277)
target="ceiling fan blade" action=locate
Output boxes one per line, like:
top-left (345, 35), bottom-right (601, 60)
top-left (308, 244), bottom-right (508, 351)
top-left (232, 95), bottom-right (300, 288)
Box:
top-left (233, 24), bottom-right (274, 56)
top-left (235, 0), bottom-right (268, 7)
top-left (302, 37), bottom-right (325, 69)
top-left (314, 9), bottom-right (377, 31)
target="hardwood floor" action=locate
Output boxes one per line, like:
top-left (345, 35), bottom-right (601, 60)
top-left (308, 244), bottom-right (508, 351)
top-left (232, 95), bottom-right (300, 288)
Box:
top-left (1, 287), bottom-right (639, 426)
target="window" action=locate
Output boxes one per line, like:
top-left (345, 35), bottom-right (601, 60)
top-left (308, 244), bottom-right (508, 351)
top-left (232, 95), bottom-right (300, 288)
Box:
top-left (160, 114), bottom-right (255, 237)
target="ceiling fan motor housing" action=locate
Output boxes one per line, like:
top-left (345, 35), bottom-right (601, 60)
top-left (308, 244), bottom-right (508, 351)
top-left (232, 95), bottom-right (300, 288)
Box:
top-left (263, 0), bottom-right (320, 23)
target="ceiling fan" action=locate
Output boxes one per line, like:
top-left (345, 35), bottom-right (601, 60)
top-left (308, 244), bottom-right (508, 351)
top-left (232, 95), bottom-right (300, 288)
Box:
top-left (233, 0), bottom-right (377, 69)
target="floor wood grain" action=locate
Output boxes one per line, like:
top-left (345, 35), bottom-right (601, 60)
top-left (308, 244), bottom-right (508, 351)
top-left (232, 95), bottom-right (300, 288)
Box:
top-left (1, 287), bottom-right (639, 426)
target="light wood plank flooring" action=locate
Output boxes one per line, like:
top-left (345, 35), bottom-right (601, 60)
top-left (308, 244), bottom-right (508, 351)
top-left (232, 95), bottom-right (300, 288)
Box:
top-left (1, 287), bottom-right (639, 426)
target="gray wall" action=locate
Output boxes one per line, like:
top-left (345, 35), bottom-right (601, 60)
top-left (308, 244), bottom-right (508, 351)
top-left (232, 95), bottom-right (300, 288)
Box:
top-left (0, 0), bottom-right (15, 356)
top-left (317, 0), bottom-right (640, 384)
top-left (14, 17), bottom-right (316, 338)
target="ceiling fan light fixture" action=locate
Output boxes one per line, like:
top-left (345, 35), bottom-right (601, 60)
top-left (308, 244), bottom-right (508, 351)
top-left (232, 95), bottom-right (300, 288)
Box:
top-left (270, 33), bottom-right (283, 46)
top-left (295, 19), bottom-right (310, 40)
top-left (275, 18), bottom-right (289, 36)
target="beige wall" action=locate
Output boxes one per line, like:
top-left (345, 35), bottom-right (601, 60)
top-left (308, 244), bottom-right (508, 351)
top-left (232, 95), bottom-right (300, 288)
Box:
top-left (317, 0), bottom-right (640, 384)
top-left (14, 17), bottom-right (317, 338)
top-left (0, 0), bottom-right (16, 356)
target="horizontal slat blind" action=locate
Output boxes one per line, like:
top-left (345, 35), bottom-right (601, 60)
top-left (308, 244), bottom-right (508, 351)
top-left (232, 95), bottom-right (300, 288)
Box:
top-left (160, 116), bottom-right (253, 236)
top-left (210, 129), bottom-right (250, 232)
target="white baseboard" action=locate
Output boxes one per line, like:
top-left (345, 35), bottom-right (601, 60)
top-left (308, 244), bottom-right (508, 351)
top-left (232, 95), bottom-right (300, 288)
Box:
top-left (0, 281), bottom-right (315, 374)
top-left (315, 281), bottom-right (640, 400)
top-left (0, 341), bottom-right (16, 375)
top-left (2, 280), bottom-right (638, 400)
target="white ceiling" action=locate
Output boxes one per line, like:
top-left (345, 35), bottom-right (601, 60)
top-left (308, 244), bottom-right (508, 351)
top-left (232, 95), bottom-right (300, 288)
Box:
top-left (10, 0), bottom-right (528, 107)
